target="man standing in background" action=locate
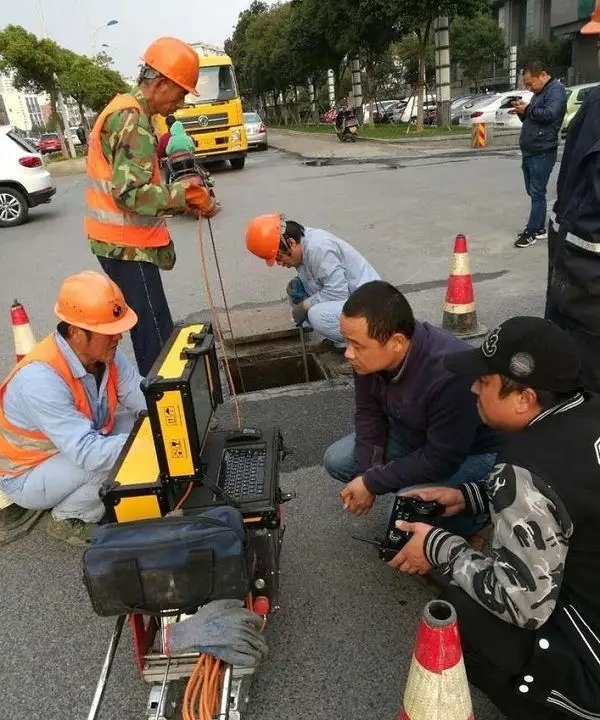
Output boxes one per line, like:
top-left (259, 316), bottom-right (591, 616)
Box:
top-left (513, 61), bottom-right (567, 249)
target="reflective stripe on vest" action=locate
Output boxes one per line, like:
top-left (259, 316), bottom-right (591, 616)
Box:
top-left (0, 335), bottom-right (119, 477)
top-left (85, 93), bottom-right (170, 248)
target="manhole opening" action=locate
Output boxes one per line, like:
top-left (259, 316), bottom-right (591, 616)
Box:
top-left (225, 353), bottom-right (326, 394)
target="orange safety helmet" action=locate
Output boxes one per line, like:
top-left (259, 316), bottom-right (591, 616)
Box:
top-left (141, 37), bottom-right (199, 95)
top-left (245, 213), bottom-right (286, 266)
top-left (54, 271), bottom-right (138, 335)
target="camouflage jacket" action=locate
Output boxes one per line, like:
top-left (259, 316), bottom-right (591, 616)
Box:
top-left (88, 86), bottom-right (186, 270)
top-left (424, 397), bottom-right (585, 631)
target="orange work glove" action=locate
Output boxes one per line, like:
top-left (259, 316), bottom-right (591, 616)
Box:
top-left (183, 181), bottom-right (220, 219)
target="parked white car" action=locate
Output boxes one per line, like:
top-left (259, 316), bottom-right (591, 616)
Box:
top-left (494, 91), bottom-right (534, 129)
top-left (0, 126), bottom-right (56, 228)
top-left (459, 90), bottom-right (533, 126)
top-left (243, 112), bottom-right (268, 150)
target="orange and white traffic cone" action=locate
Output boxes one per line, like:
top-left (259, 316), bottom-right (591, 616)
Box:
top-left (442, 234), bottom-right (486, 340)
top-left (1, 300), bottom-right (37, 511)
top-left (399, 600), bottom-right (474, 720)
top-left (11, 299), bottom-right (36, 362)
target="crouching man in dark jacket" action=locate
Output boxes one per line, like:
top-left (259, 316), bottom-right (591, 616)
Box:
top-left (392, 317), bottom-right (600, 720)
top-left (514, 61), bottom-right (567, 249)
top-left (323, 281), bottom-right (504, 536)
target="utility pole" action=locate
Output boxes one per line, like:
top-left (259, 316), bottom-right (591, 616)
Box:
top-left (34, 0), bottom-right (76, 159)
top-left (434, 16), bottom-right (451, 127)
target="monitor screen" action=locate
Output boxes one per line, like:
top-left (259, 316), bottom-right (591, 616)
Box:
top-left (189, 355), bottom-right (215, 453)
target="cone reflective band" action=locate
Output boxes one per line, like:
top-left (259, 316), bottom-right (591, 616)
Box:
top-left (0, 488), bottom-right (12, 510)
top-left (442, 234), bottom-right (486, 339)
top-left (399, 600), bottom-right (474, 720)
top-left (471, 122), bottom-right (486, 148)
top-left (11, 299), bottom-right (36, 362)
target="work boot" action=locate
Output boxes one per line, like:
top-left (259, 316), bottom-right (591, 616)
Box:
top-left (45, 515), bottom-right (98, 547)
top-left (0, 504), bottom-right (44, 547)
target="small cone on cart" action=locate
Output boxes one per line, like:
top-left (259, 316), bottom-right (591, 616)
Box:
top-left (442, 234), bottom-right (486, 340)
top-left (11, 299), bottom-right (36, 362)
top-left (399, 600), bottom-right (474, 720)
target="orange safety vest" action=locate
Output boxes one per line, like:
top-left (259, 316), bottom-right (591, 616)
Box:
top-left (85, 93), bottom-right (170, 248)
top-left (0, 335), bottom-right (119, 478)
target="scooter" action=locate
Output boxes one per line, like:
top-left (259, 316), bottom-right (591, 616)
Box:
top-left (335, 108), bottom-right (359, 142)
top-left (165, 151), bottom-right (217, 194)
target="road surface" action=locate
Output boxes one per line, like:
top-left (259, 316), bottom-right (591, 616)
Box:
top-left (0, 146), bottom-right (555, 719)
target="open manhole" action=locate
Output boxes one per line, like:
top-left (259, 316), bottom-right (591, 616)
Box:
top-left (225, 352), bottom-right (327, 394)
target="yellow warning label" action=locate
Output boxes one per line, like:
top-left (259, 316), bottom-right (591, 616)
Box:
top-left (154, 390), bottom-right (194, 477)
top-left (162, 405), bottom-right (181, 427)
top-left (169, 438), bottom-right (187, 460)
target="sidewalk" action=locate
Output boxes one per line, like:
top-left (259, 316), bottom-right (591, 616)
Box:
top-left (268, 128), bottom-right (520, 162)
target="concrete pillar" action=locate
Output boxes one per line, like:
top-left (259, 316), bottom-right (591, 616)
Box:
top-left (351, 56), bottom-right (362, 108)
top-left (434, 16), bottom-right (451, 126)
top-left (509, 45), bottom-right (518, 89)
top-left (327, 69), bottom-right (335, 107)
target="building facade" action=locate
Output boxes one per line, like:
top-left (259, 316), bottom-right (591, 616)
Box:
top-left (0, 72), bottom-right (49, 132)
top-left (493, 0), bottom-right (600, 83)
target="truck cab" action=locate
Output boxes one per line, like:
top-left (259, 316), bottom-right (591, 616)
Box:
top-left (154, 52), bottom-right (248, 170)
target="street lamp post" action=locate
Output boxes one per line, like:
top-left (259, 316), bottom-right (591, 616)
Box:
top-left (92, 20), bottom-right (119, 52)
top-left (33, 0), bottom-right (76, 159)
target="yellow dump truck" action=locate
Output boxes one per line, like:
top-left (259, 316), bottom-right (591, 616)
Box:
top-left (154, 48), bottom-right (247, 170)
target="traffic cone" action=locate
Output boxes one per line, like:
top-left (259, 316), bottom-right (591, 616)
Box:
top-left (1, 300), bottom-right (37, 510)
top-left (442, 234), bottom-right (486, 340)
top-left (11, 299), bottom-right (36, 362)
top-left (399, 600), bottom-right (474, 720)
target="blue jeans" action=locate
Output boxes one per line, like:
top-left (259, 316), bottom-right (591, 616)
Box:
top-left (522, 151), bottom-right (557, 233)
top-left (97, 256), bottom-right (174, 377)
top-left (287, 277), bottom-right (346, 348)
top-left (0, 412), bottom-right (135, 523)
top-left (323, 432), bottom-right (495, 536)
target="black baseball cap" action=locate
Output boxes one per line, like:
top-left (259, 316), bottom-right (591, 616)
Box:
top-left (444, 316), bottom-right (582, 393)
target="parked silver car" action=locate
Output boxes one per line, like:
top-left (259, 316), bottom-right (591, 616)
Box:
top-left (243, 112), bottom-right (268, 150)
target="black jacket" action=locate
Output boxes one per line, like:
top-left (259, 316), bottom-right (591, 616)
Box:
top-left (427, 394), bottom-right (600, 716)
top-left (354, 322), bottom-right (503, 495)
top-left (548, 85), bottom-right (600, 334)
top-left (519, 77), bottom-right (567, 155)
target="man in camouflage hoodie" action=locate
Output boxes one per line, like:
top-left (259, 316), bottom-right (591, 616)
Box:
top-left (86, 37), bottom-right (218, 377)
top-left (390, 317), bottom-right (600, 719)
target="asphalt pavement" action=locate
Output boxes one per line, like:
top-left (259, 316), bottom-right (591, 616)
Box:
top-left (0, 146), bottom-right (555, 719)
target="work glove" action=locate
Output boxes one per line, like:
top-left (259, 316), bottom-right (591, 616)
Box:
top-left (166, 599), bottom-right (268, 668)
top-left (181, 178), bottom-right (220, 219)
top-left (291, 300), bottom-right (309, 326)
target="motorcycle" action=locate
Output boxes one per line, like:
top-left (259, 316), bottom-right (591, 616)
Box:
top-left (335, 108), bottom-right (359, 142)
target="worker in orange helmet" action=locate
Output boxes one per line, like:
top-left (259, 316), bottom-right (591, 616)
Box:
top-left (87, 37), bottom-right (219, 379)
top-left (246, 213), bottom-right (380, 349)
top-left (0, 272), bottom-right (147, 547)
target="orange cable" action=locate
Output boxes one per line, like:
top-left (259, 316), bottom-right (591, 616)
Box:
top-left (179, 594), bottom-right (268, 719)
top-left (197, 213), bottom-right (243, 429)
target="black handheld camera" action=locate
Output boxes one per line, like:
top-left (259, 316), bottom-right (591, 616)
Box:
top-left (379, 495), bottom-right (444, 561)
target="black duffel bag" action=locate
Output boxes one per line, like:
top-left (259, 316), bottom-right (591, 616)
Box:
top-left (82, 506), bottom-right (251, 617)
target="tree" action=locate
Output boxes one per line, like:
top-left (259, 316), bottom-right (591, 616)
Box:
top-left (59, 51), bottom-right (130, 130)
top-left (224, 1), bottom-right (270, 97)
top-left (519, 38), bottom-right (572, 80)
top-left (0, 25), bottom-right (69, 152)
top-left (451, 12), bottom-right (507, 91)
top-left (396, 0), bottom-right (488, 129)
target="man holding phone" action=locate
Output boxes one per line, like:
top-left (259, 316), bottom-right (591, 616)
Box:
top-left (513, 61), bottom-right (567, 249)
